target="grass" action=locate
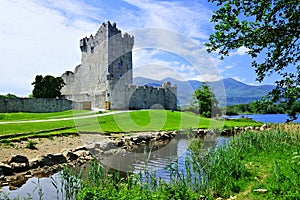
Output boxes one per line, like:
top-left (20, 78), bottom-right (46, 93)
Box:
top-left (53, 125), bottom-right (300, 200)
top-left (0, 110), bottom-right (262, 142)
top-left (0, 110), bottom-right (95, 121)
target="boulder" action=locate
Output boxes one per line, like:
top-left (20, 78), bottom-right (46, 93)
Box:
top-left (73, 146), bottom-right (88, 152)
top-left (9, 155), bottom-right (29, 165)
top-left (62, 150), bottom-right (79, 161)
top-left (0, 163), bottom-right (13, 176)
top-left (30, 153), bottom-right (67, 168)
top-left (10, 162), bottom-right (28, 173)
top-left (260, 124), bottom-right (267, 131)
top-left (114, 138), bottom-right (125, 147)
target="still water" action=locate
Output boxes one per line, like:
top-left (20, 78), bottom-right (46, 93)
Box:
top-left (229, 113), bottom-right (300, 123)
top-left (0, 136), bottom-right (229, 200)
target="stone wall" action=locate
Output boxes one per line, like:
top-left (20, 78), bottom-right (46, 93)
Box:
top-left (127, 82), bottom-right (177, 110)
top-left (0, 98), bottom-right (72, 113)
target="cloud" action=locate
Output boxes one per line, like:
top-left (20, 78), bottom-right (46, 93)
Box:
top-left (0, 0), bottom-right (99, 96)
top-left (0, 0), bottom-right (218, 96)
top-left (122, 0), bottom-right (213, 39)
top-left (232, 76), bottom-right (245, 83)
top-left (225, 65), bottom-right (233, 69)
top-left (230, 46), bottom-right (251, 56)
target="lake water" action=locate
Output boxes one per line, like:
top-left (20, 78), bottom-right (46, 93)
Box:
top-left (0, 136), bottom-right (229, 200)
top-left (228, 113), bottom-right (300, 123)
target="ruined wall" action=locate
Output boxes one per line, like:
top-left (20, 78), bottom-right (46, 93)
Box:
top-left (128, 82), bottom-right (177, 110)
top-left (0, 98), bottom-right (72, 113)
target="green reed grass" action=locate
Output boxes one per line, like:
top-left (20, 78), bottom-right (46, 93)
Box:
top-left (57, 127), bottom-right (300, 199)
top-left (3, 126), bottom-right (298, 199)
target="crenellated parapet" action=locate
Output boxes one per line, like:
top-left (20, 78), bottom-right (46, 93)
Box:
top-left (80, 21), bottom-right (134, 54)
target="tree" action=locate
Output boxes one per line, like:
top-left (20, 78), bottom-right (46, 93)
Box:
top-left (192, 83), bottom-right (220, 118)
top-left (32, 75), bottom-right (65, 98)
top-left (206, 0), bottom-right (300, 121)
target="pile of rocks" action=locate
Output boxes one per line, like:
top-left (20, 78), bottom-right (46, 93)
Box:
top-left (0, 146), bottom-right (93, 188)
top-left (193, 124), bottom-right (269, 137)
top-left (113, 131), bottom-right (177, 149)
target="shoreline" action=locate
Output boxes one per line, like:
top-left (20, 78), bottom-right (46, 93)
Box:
top-left (0, 125), bottom-right (269, 189)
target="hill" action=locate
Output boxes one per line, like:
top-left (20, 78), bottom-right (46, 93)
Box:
top-left (133, 77), bottom-right (275, 106)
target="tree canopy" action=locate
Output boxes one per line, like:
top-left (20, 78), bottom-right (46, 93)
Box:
top-left (206, 0), bottom-right (300, 121)
top-left (0, 93), bottom-right (19, 98)
top-left (192, 83), bottom-right (220, 118)
top-left (32, 75), bottom-right (65, 98)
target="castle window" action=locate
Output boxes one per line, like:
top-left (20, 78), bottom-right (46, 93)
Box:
top-left (91, 47), bottom-right (94, 53)
top-left (107, 93), bottom-right (110, 97)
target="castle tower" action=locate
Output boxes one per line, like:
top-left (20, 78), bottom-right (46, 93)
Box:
top-left (61, 21), bottom-right (134, 109)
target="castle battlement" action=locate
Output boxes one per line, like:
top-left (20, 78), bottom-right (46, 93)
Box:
top-left (80, 21), bottom-right (134, 54)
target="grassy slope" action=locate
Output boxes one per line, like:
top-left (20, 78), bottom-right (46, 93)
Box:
top-left (0, 110), bottom-right (262, 141)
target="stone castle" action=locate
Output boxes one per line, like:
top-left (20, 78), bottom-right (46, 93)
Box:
top-left (61, 21), bottom-right (177, 110)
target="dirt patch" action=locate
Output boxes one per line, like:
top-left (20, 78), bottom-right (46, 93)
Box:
top-left (0, 136), bottom-right (83, 163)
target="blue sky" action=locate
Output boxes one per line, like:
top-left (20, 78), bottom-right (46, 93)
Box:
top-left (0, 0), bottom-right (279, 97)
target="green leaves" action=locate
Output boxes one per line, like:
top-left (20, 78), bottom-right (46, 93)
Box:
top-left (192, 83), bottom-right (220, 118)
top-left (206, 0), bottom-right (300, 121)
top-left (32, 75), bottom-right (65, 98)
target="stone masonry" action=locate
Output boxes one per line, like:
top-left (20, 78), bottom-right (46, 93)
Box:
top-left (61, 21), bottom-right (177, 110)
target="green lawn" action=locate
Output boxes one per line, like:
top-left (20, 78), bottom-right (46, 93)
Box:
top-left (0, 110), bottom-right (93, 121)
top-left (0, 110), bottom-right (262, 141)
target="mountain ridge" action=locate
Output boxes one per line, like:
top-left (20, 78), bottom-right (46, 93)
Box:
top-left (133, 77), bottom-right (275, 106)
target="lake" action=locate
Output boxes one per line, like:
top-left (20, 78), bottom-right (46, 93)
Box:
top-left (0, 136), bottom-right (229, 200)
top-left (228, 113), bottom-right (300, 123)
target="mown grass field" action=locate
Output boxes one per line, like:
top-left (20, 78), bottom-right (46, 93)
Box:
top-left (0, 110), bottom-right (262, 141)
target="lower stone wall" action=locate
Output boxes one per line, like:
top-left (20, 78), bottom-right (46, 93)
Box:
top-left (128, 85), bottom-right (177, 110)
top-left (0, 98), bottom-right (73, 113)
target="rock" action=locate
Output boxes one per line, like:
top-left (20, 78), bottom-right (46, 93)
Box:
top-left (10, 162), bottom-right (28, 173)
top-left (255, 127), bottom-right (261, 131)
top-left (74, 150), bottom-right (92, 158)
top-left (0, 162), bottom-right (13, 176)
top-left (63, 150), bottom-right (79, 161)
top-left (0, 175), bottom-right (5, 180)
top-left (73, 146), bottom-right (87, 152)
top-left (254, 189), bottom-right (267, 193)
top-left (114, 138), bottom-right (125, 147)
top-left (30, 153), bottom-right (67, 168)
top-left (260, 124), bottom-right (267, 131)
top-left (9, 155), bottom-right (29, 165)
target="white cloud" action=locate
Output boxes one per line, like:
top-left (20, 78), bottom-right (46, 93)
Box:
top-left (122, 0), bottom-right (213, 39)
top-left (225, 65), bottom-right (233, 69)
top-left (0, 0), bottom-right (98, 96)
top-left (230, 46), bottom-right (251, 56)
top-left (0, 0), bottom-right (218, 96)
top-left (232, 76), bottom-right (245, 83)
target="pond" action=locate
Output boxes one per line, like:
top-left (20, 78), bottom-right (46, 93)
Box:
top-left (0, 135), bottom-right (230, 200)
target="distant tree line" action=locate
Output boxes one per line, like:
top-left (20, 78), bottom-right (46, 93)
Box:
top-left (225, 101), bottom-right (300, 116)
top-left (0, 93), bottom-right (19, 98)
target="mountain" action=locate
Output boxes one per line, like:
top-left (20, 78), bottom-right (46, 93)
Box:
top-left (133, 77), bottom-right (275, 106)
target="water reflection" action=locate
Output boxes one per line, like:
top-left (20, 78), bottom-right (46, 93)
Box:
top-left (0, 135), bottom-right (230, 200)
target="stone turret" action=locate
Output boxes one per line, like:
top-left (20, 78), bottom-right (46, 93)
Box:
top-left (61, 21), bottom-right (134, 109)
